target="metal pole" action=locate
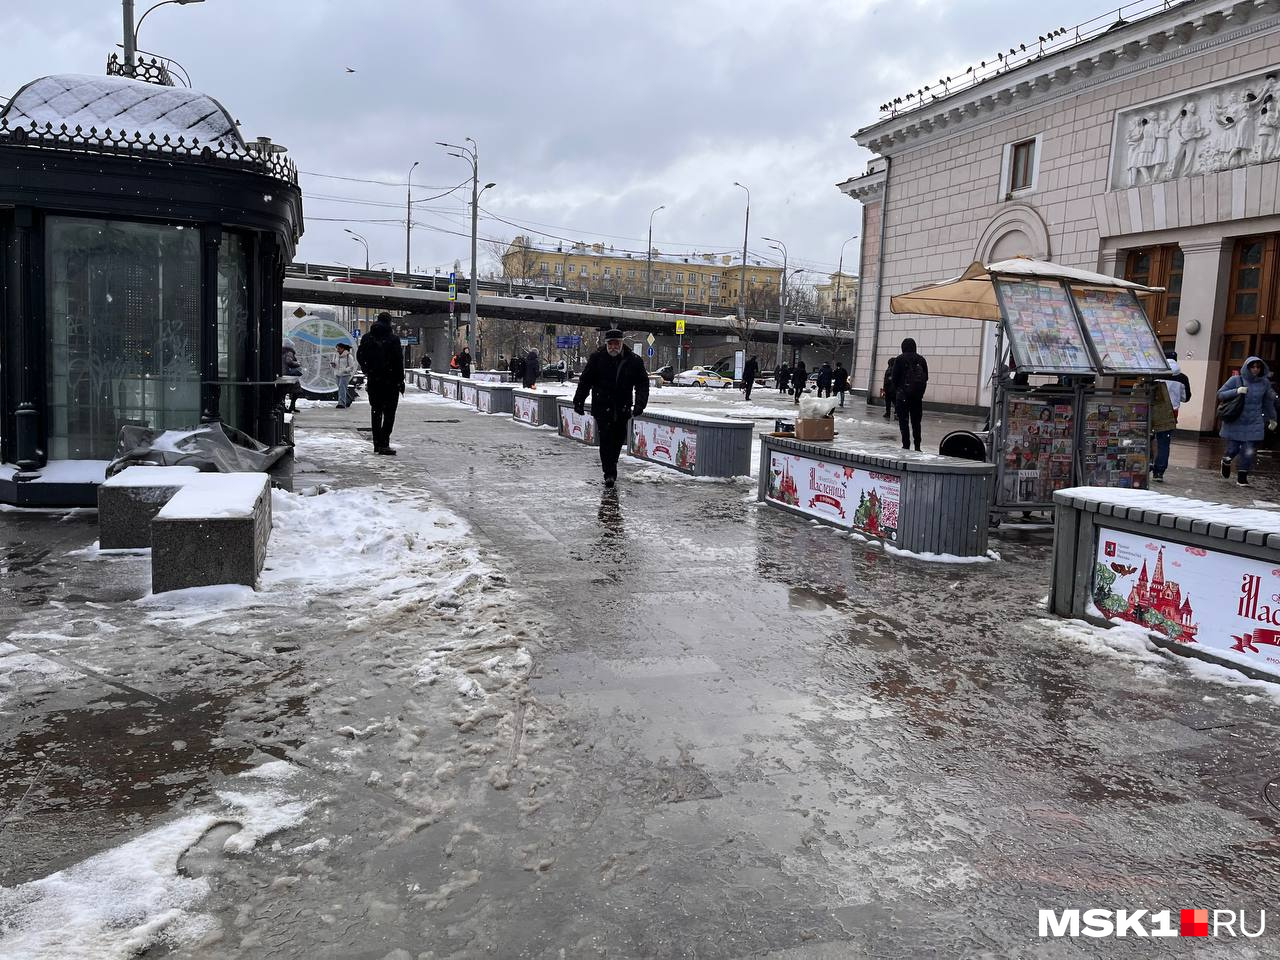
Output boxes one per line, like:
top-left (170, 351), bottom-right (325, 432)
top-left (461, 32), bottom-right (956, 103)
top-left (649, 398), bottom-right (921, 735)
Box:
top-left (733, 183), bottom-right (750, 327)
top-left (123, 0), bottom-right (136, 70)
top-left (765, 238), bottom-right (787, 367)
top-left (647, 204), bottom-right (664, 303)
top-left (405, 160), bottom-right (419, 276)
top-left (468, 141), bottom-right (479, 358)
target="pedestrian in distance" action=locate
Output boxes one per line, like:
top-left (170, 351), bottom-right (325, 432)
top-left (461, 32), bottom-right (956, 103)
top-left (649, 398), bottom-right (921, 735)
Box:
top-left (791, 359), bottom-right (808, 405)
top-left (282, 342), bottom-right (303, 413)
top-left (881, 357), bottom-right (896, 420)
top-left (573, 328), bottom-right (649, 490)
top-left (331, 342), bottom-right (357, 408)
top-left (457, 347), bottom-right (473, 379)
top-left (356, 312), bottom-right (406, 455)
top-left (833, 361), bottom-right (850, 408)
top-left (510, 353), bottom-right (525, 383)
top-left (816, 361), bottom-right (833, 399)
top-left (777, 363), bottom-right (790, 395)
top-left (423, 354), bottom-right (432, 371)
top-left (522, 348), bottom-right (541, 388)
top-left (1150, 350), bottom-right (1192, 482)
top-left (891, 338), bottom-right (929, 451)
top-left (742, 355), bottom-right (759, 401)
top-left (1217, 355), bottom-right (1277, 486)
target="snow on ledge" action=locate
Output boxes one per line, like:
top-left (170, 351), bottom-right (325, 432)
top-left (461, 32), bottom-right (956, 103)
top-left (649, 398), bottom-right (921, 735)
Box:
top-left (1057, 486), bottom-right (1280, 537)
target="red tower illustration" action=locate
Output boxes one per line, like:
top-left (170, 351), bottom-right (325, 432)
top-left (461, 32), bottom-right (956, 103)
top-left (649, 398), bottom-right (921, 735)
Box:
top-left (1123, 548), bottom-right (1197, 640)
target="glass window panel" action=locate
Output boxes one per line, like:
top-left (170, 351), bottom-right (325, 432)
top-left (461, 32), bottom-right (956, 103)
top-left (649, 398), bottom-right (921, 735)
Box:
top-left (1167, 295), bottom-right (1181, 318)
top-left (1237, 293), bottom-right (1259, 315)
top-left (216, 233), bottom-right (250, 428)
top-left (1238, 267), bottom-right (1261, 290)
top-left (1230, 341), bottom-right (1246, 359)
top-left (1242, 241), bottom-right (1264, 264)
top-left (1070, 285), bottom-right (1169, 373)
top-left (993, 278), bottom-right (1094, 373)
top-left (46, 216), bottom-right (201, 460)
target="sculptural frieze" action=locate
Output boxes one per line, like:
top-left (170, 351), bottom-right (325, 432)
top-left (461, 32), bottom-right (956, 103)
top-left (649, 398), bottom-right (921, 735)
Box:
top-left (1112, 68), bottom-right (1279, 189)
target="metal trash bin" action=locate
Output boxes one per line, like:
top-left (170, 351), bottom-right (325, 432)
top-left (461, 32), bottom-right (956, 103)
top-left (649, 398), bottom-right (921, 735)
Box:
top-left (939, 430), bottom-right (987, 462)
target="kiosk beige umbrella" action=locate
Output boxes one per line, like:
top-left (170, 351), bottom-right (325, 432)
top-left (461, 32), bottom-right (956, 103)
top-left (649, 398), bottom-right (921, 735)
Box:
top-left (889, 258), bottom-right (1159, 322)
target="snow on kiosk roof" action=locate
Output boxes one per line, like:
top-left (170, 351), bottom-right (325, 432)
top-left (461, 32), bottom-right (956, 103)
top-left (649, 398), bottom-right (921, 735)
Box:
top-left (1, 74), bottom-right (243, 147)
top-left (889, 258), bottom-right (1161, 323)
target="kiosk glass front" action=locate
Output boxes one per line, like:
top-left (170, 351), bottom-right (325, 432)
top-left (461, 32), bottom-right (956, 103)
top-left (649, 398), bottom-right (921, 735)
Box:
top-left (1080, 390), bottom-right (1152, 488)
top-left (995, 389), bottom-right (1077, 509)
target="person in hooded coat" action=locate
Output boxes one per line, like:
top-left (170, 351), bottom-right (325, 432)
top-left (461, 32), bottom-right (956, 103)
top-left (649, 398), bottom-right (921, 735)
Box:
top-left (742, 355), bottom-right (759, 401)
top-left (816, 362), bottom-right (833, 398)
top-left (356, 312), bottom-right (405, 454)
top-left (791, 359), bottom-right (808, 404)
top-left (881, 357), bottom-right (896, 420)
top-left (777, 363), bottom-right (790, 395)
top-left (573, 329), bottom-right (649, 489)
top-left (890, 337), bottom-right (929, 451)
top-left (1217, 355), bottom-right (1278, 485)
top-left (832, 362), bottom-right (850, 408)
top-left (456, 347), bottom-right (473, 379)
top-left (522, 349), bottom-right (542, 388)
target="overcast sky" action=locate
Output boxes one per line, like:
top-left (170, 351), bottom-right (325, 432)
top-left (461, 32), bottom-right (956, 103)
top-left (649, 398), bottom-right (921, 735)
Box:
top-left (5, 0), bottom-right (1099, 286)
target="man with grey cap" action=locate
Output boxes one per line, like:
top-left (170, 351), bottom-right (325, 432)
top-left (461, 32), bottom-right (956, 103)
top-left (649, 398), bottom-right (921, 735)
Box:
top-left (573, 328), bottom-right (650, 488)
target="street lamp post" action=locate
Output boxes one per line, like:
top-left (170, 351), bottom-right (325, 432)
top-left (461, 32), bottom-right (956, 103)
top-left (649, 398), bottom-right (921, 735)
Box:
top-left (833, 234), bottom-right (858, 327)
top-left (763, 236), bottom-right (787, 366)
top-left (646, 204), bottom-right (664, 305)
top-left (124, 0), bottom-right (205, 72)
top-left (344, 229), bottom-right (369, 270)
top-left (438, 139), bottom-right (494, 358)
top-left (405, 160), bottom-right (419, 276)
top-left (733, 182), bottom-right (750, 327)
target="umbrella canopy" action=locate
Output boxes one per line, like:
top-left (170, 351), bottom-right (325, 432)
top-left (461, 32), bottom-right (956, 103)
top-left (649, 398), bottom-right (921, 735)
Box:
top-left (889, 258), bottom-right (1161, 321)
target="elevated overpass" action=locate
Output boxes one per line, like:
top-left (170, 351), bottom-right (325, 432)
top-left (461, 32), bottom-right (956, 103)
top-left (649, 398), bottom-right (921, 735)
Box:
top-left (282, 276), bottom-right (845, 349)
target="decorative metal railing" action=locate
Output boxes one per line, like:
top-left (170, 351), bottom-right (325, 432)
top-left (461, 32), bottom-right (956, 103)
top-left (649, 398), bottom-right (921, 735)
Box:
top-left (0, 115), bottom-right (299, 186)
top-left (106, 53), bottom-right (174, 86)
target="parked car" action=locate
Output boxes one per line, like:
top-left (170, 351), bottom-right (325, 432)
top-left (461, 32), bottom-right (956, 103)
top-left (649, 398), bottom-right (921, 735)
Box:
top-left (674, 367), bottom-right (733, 388)
top-left (655, 364), bottom-right (675, 383)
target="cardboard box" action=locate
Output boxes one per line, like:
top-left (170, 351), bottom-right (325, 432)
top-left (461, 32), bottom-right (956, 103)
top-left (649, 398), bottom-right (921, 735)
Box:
top-left (794, 417), bottom-right (834, 441)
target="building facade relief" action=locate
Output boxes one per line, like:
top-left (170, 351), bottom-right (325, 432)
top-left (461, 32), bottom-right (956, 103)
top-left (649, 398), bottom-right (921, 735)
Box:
top-left (1114, 67), bottom-right (1280, 188)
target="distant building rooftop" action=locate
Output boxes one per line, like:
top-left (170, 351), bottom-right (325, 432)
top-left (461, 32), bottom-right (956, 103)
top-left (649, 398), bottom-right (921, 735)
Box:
top-left (2, 74), bottom-right (243, 146)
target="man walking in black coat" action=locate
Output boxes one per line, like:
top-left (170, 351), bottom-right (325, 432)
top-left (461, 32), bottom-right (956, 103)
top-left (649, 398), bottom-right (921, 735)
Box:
top-left (742, 355), bottom-right (759, 401)
top-left (457, 347), bottom-right (473, 379)
top-left (791, 359), bottom-right (808, 404)
top-left (522, 349), bottom-right (541, 388)
top-left (890, 337), bottom-right (929, 452)
top-left (356, 312), bottom-right (405, 455)
top-left (573, 328), bottom-right (650, 489)
top-left (832, 362), bottom-right (850, 408)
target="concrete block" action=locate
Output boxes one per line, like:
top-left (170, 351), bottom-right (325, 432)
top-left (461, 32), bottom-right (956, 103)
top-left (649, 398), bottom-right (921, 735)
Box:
top-left (151, 474), bottom-right (272, 594)
top-left (97, 465), bottom-right (202, 549)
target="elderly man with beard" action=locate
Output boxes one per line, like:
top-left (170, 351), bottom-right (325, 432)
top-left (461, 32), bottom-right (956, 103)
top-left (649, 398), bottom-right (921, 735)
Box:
top-left (573, 328), bottom-right (650, 489)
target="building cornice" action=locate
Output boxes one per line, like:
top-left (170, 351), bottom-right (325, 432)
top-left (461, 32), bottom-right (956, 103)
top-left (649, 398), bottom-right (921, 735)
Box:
top-left (838, 164), bottom-right (886, 203)
top-left (856, 0), bottom-right (1280, 156)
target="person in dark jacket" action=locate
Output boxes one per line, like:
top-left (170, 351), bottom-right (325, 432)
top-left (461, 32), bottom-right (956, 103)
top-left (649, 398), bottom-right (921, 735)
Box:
top-left (1218, 355), bottom-right (1278, 485)
top-left (281, 342), bottom-right (304, 412)
top-left (881, 357), bottom-right (896, 420)
top-left (832, 362), bottom-right (850, 408)
top-left (816, 362), bottom-right (833, 398)
top-left (890, 338), bottom-right (929, 451)
top-left (457, 347), bottom-right (473, 379)
top-left (356, 312), bottom-right (405, 455)
top-left (791, 360), bottom-right (808, 404)
top-left (742, 355), bottom-right (759, 401)
top-left (522, 349), bottom-right (541, 388)
top-left (573, 328), bottom-right (650, 489)
top-left (777, 363), bottom-right (789, 394)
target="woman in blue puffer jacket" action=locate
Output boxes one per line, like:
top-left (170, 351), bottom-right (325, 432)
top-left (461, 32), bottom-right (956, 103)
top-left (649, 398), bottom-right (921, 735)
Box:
top-left (1217, 355), bottom-right (1278, 486)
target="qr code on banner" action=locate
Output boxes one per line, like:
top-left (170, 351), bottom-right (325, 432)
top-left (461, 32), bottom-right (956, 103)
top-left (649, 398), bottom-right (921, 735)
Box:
top-left (880, 494), bottom-right (900, 533)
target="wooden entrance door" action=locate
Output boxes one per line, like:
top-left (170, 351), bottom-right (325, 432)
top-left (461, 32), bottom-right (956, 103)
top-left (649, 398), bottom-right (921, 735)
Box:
top-left (1218, 235), bottom-right (1280, 389)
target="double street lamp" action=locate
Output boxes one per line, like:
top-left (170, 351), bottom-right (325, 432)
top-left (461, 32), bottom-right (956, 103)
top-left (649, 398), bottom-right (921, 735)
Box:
top-left (834, 234), bottom-right (859, 327)
top-left (344, 229), bottom-right (369, 270)
top-left (438, 138), bottom-right (495, 357)
top-left (646, 204), bottom-right (665, 303)
top-left (733, 182), bottom-right (750, 326)
top-left (405, 160), bottom-right (419, 276)
top-left (762, 236), bottom-right (789, 366)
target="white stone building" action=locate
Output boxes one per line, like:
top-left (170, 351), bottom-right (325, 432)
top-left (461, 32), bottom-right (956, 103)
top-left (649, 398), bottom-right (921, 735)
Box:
top-left (842, 0), bottom-right (1280, 431)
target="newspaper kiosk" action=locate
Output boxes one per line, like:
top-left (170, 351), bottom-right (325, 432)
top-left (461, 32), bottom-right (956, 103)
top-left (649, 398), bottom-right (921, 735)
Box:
top-left (891, 259), bottom-right (1169, 521)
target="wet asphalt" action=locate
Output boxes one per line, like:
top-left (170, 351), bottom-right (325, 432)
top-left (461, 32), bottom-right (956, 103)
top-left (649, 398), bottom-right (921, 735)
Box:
top-left (4, 385), bottom-right (1280, 958)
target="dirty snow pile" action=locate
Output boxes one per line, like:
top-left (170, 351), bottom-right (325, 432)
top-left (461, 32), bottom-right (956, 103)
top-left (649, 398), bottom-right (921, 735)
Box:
top-left (0, 762), bottom-right (316, 960)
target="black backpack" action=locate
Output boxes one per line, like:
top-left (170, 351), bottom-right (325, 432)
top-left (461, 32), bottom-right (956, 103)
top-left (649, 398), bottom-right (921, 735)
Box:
top-left (897, 354), bottom-right (928, 398)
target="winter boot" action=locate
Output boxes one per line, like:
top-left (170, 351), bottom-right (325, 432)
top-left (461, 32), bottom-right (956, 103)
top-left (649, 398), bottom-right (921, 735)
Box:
top-left (1238, 471), bottom-right (1250, 486)
top-left (1221, 458), bottom-right (1232, 479)
top-left (914, 442), bottom-right (921, 452)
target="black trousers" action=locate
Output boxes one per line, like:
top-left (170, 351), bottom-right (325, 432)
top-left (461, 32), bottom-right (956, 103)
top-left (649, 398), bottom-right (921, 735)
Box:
top-left (368, 383), bottom-right (400, 448)
top-left (743, 381), bottom-right (754, 401)
top-left (896, 394), bottom-right (923, 448)
top-left (596, 415), bottom-right (627, 480)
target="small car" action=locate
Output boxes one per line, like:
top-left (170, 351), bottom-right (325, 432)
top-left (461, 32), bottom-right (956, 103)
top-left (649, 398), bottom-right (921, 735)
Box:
top-left (673, 367), bottom-right (733, 388)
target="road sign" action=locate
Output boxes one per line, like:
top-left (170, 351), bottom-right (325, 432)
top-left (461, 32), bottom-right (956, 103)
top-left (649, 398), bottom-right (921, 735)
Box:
top-left (647, 346), bottom-right (654, 358)
top-left (555, 335), bottom-right (582, 349)
top-left (675, 319), bottom-right (686, 335)
top-left (293, 306), bottom-right (308, 319)
top-left (646, 333), bottom-right (656, 347)
top-left (351, 326), bottom-right (359, 339)
top-left (403, 335), bottom-right (419, 345)
top-left (449, 271), bottom-right (457, 302)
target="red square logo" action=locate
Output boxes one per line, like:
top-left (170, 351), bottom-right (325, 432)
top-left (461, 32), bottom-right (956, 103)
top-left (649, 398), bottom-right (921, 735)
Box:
top-left (1181, 909), bottom-right (1208, 937)
top-left (1105, 542), bottom-right (1117, 557)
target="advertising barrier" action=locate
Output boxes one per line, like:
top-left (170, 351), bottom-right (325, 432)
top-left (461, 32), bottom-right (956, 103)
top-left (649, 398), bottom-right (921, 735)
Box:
top-left (631, 418), bottom-right (698, 473)
top-left (764, 449), bottom-right (901, 541)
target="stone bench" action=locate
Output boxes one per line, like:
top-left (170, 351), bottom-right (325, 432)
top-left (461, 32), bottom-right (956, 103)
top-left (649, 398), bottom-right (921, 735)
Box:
top-left (1051, 486), bottom-right (1280, 682)
top-left (512, 388), bottom-right (560, 428)
top-left (630, 409), bottom-right (753, 477)
top-left (151, 473), bottom-right (272, 594)
top-left (759, 435), bottom-right (995, 557)
top-left (555, 398), bottom-right (599, 446)
top-left (98, 465), bottom-right (203, 549)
